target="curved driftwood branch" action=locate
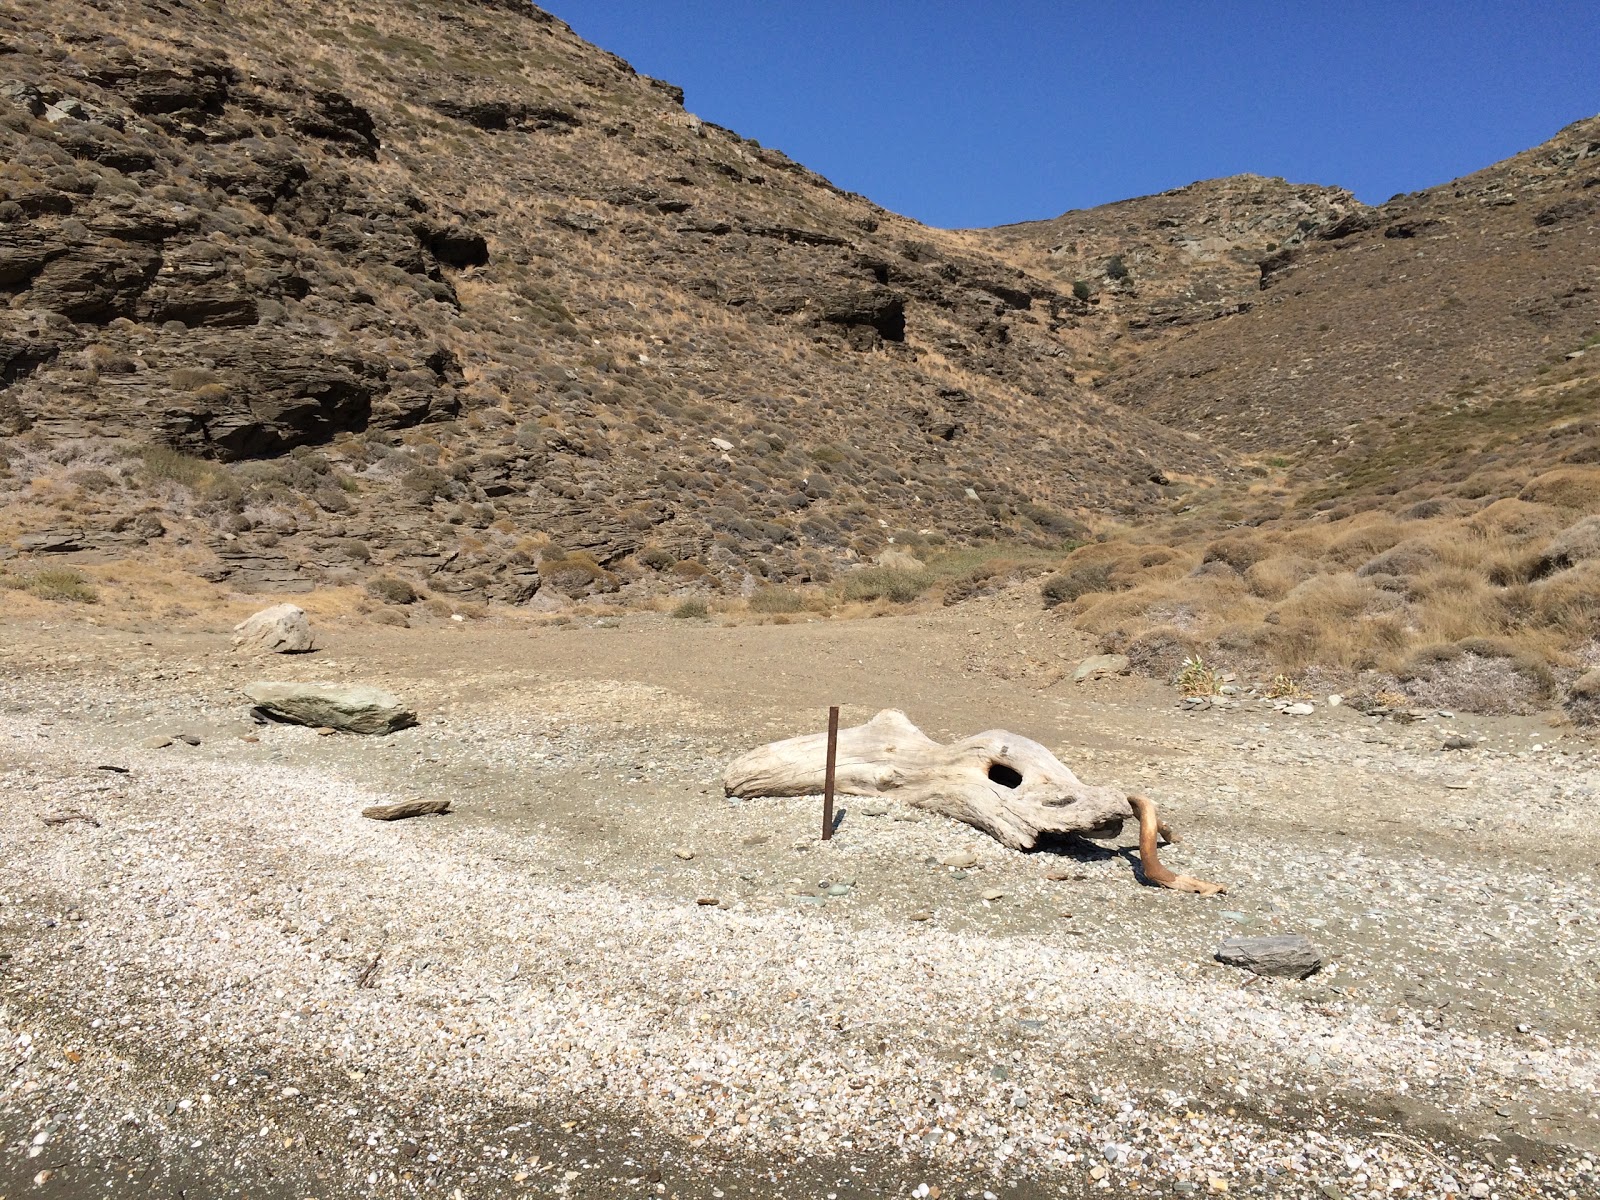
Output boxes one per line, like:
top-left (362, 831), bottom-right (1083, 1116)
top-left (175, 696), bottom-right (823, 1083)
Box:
top-left (724, 708), bottom-right (1223, 894)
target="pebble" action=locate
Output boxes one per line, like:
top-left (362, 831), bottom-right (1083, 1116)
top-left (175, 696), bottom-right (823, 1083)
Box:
top-left (981, 888), bottom-right (1005, 902)
top-left (673, 848), bottom-right (695, 860)
top-left (140, 735), bottom-right (173, 749)
top-left (175, 732), bottom-right (201, 746)
top-left (695, 897), bottom-right (720, 907)
top-left (907, 910), bottom-right (932, 921)
top-left (826, 883), bottom-right (851, 897)
top-left (1443, 734), bottom-right (1476, 750)
top-left (1283, 703), bottom-right (1315, 717)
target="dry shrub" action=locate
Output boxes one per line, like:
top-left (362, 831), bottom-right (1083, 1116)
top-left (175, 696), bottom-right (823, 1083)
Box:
top-left (541, 551), bottom-right (619, 597)
top-left (366, 575), bottom-right (419, 605)
top-left (1535, 515), bottom-right (1600, 576)
top-left (1466, 498), bottom-right (1566, 541)
top-left (671, 598), bottom-right (709, 619)
top-left (1041, 564), bottom-right (1114, 608)
top-left (1322, 516), bottom-right (1406, 567)
top-left (1243, 555), bottom-right (1318, 601)
top-left (1525, 563), bottom-right (1600, 640)
top-left (1356, 539), bottom-right (1440, 579)
top-left (1119, 625), bottom-right (1202, 679)
top-left (1201, 535), bottom-right (1271, 572)
top-left (1518, 467), bottom-right (1600, 510)
top-left (1564, 669), bottom-right (1600, 726)
top-left (1398, 638), bottom-right (1555, 715)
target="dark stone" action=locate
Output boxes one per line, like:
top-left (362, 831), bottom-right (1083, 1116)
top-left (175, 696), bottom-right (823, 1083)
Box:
top-left (424, 224), bottom-right (489, 268)
top-left (1315, 210), bottom-right (1379, 240)
top-left (291, 91), bottom-right (378, 157)
top-left (811, 286), bottom-right (906, 342)
top-left (1258, 247), bottom-right (1300, 291)
top-left (743, 223), bottom-right (850, 248)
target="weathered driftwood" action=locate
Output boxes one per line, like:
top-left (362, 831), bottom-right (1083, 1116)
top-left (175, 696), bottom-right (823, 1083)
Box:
top-left (361, 799), bottom-right (451, 821)
top-left (724, 708), bottom-right (1223, 894)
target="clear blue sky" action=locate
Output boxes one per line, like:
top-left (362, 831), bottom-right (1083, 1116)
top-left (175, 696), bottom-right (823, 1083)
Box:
top-left (547, 2), bottom-right (1599, 229)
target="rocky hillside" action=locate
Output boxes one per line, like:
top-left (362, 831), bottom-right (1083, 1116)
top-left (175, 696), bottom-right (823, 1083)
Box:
top-left (0, 0), bottom-right (1228, 604)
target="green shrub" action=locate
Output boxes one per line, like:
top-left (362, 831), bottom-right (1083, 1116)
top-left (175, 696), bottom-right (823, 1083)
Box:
top-left (840, 566), bottom-right (930, 604)
top-left (137, 444), bottom-right (220, 491)
top-left (1071, 279), bottom-right (1093, 301)
top-left (748, 586), bottom-right (804, 614)
top-left (2, 568), bottom-right (99, 603)
top-left (671, 598), bottom-right (709, 619)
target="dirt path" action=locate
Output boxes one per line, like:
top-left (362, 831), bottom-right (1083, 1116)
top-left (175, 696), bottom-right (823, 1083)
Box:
top-left (1, 597), bottom-right (1596, 1198)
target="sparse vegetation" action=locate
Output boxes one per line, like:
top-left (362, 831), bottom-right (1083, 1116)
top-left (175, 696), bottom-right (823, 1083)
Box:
top-left (1, 568), bottom-right (99, 604)
top-left (671, 598), bottom-right (709, 619)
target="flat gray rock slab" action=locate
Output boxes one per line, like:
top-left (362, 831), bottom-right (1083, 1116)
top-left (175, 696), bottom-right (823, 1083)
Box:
top-left (245, 682), bottom-right (418, 735)
top-left (1214, 933), bottom-right (1325, 979)
top-left (1073, 654), bottom-right (1130, 683)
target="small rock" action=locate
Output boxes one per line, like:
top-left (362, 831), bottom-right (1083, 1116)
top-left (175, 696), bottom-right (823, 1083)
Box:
top-left (709, 437), bottom-right (734, 452)
top-left (1089, 1165), bottom-right (1107, 1181)
top-left (175, 732), bottom-right (201, 746)
top-left (1102, 1143), bottom-right (1119, 1162)
top-left (695, 897), bottom-right (720, 907)
top-left (1283, 702), bottom-right (1315, 716)
top-left (981, 888), bottom-right (1006, 901)
top-left (1443, 734), bottom-right (1476, 750)
top-left (673, 848), bottom-right (696, 860)
top-left (1073, 653), bottom-right (1130, 684)
top-left (314, 726), bottom-right (337, 737)
top-left (741, 834), bottom-right (769, 846)
top-left (232, 604), bottom-right (315, 654)
top-left (826, 883), bottom-right (851, 897)
top-left (939, 849), bottom-right (979, 868)
top-left (141, 735), bottom-right (174, 749)
top-left (1327, 694), bottom-right (1343, 707)
top-left (908, 910), bottom-right (932, 922)
top-left (1010, 1088), bottom-right (1028, 1109)
top-left (861, 803), bottom-right (889, 817)
top-left (1214, 934), bottom-right (1325, 979)
top-left (1044, 867), bottom-right (1087, 882)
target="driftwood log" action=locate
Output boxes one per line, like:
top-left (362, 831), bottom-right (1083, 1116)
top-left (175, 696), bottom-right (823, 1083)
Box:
top-left (361, 799), bottom-right (451, 821)
top-left (724, 708), bottom-right (1223, 894)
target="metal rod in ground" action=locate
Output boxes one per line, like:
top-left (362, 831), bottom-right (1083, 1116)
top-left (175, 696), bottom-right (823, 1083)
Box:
top-left (822, 705), bottom-right (839, 841)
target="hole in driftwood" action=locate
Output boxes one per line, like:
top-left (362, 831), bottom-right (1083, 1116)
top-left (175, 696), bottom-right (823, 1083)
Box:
top-left (987, 761), bottom-right (1023, 789)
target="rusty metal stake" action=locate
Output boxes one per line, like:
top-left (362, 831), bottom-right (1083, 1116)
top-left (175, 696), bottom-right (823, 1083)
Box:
top-left (822, 705), bottom-right (839, 841)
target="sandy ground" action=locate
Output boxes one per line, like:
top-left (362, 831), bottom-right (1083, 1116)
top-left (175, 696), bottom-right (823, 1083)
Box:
top-left (1, 594), bottom-right (1597, 1199)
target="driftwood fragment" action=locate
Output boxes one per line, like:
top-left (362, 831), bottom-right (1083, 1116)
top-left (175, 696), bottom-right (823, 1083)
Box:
top-left (42, 810), bottom-right (101, 828)
top-left (724, 708), bottom-right (1223, 894)
top-left (361, 799), bottom-right (451, 821)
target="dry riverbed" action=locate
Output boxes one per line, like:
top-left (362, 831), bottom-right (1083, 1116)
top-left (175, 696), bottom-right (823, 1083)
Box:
top-left (1, 596), bottom-right (1597, 1199)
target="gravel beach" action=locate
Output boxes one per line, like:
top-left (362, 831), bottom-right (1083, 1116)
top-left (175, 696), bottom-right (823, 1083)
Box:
top-left (2, 599), bottom-right (1597, 1198)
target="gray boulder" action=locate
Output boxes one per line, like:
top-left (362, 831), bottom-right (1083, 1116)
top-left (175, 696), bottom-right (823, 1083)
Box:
top-left (245, 682), bottom-right (417, 734)
top-left (1214, 934), bottom-right (1325, 979)
top-left (233, 604), bottom-right (315, 654)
